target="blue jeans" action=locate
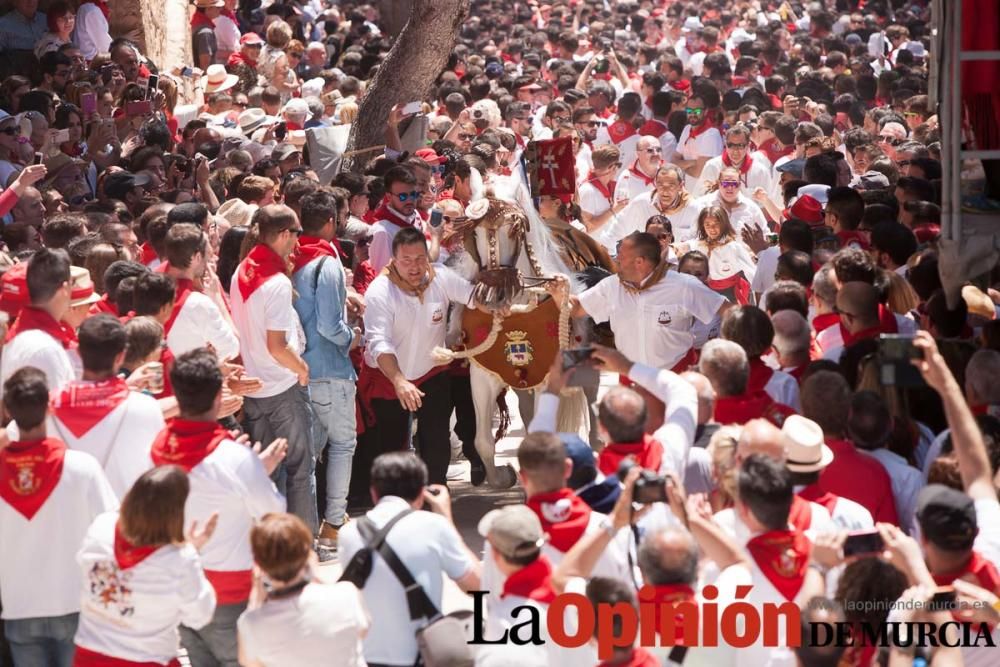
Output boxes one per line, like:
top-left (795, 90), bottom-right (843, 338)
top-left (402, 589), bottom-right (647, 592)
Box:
top-left (179, 601), bottom-right (245, 667)
top-left (243, 384), bottom-right (318, 533)
top-left (310, 378), bottom-right (357, 527)
top-left (4, 613), bottom-right (77, 667)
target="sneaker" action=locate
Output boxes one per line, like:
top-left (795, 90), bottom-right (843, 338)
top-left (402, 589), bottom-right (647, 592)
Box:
top-left (317, 517), bottom-right (349, 550)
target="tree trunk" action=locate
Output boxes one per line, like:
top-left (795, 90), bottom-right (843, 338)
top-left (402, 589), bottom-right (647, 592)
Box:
top-left (343, 0), bottom-right (469, 173)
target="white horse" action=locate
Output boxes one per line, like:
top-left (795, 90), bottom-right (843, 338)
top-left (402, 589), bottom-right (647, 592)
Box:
top-left (447, 181), bottom-right (592, 487)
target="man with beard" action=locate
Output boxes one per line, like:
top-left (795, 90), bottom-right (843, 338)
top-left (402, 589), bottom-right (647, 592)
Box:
top-left (672, 90), bottom-right (724, 191)
top-left (694, 125), bottom-right (772, 197)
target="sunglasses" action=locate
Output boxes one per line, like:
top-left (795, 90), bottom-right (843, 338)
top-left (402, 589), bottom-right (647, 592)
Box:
top-left (458, 133), bottom-right (476, 140)
top-left (726, 143), bottom-right (748, 149)
top-left (286, 227), bottom-right (303, 237)
top-left (685, 107), bottom-right (704, 115)
top-left (586, 120), bottom-right (603, 127)
top-left (903, 112), bottom-right (921, 118)
top-left (879, 136), bottom-right (902, 146)
top-left (393, 190), bottom-right (421, 202)
top-left (431, 164), bottom-right (446, 175)
top-left (720, 180), bottom-right (740, 189)
top-left (0, 127), bottom-right (16, 135)
top-left (551, 115), bottom-right (570, 124)
top-left (642, 148), bottom-right (662, 154)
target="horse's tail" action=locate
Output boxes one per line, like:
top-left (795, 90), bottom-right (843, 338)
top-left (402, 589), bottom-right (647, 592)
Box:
top-left (493, 388), bottom-right (510, 442)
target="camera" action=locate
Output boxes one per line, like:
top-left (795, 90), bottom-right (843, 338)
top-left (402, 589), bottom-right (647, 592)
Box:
top-left (473, 109), bottom-right (484, 119)
top-left (616, 460), bottom-right (668, 504)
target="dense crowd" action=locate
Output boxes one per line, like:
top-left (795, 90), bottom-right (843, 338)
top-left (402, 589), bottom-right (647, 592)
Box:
top-left (0, 0), bottom-right (999, 666)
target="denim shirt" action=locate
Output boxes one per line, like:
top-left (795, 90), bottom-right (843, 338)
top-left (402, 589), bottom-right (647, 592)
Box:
top-left (292, 254), bottom-right (357, 381)
top-left (0, 10), bottom-right (47, 51)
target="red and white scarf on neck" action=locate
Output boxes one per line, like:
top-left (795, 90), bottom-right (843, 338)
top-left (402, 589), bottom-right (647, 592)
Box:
top-left (746, 529), bottom-right (811, 601)
top-left (627, 160), bottom-right (655, 187)
top-left (50, 377), bottom-right (131, 439)
top-left (150, 418), bottom-right (231, 472)
top-left (163, 277), bottom-right (196, 336)
top-left (372, 201), bottom-right (421, 230)
top-left (525, 488), bottom-right (591, 553)
top-left (597, 434), bottom-right (664, 477)
top-left (0, 438), bottom-right (67, 520)
top-left (292, 236), bottom-right (341, 273)
top-left (501, 556), bottom-right (557, 604)
top-left (6, 306), bottom-right (77, 349)
top-left (236, 244), bottom-right (287, 301)
top-left (585, 173), bottom-right (616, 205)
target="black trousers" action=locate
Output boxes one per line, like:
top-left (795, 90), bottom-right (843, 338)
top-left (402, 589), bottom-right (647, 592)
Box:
top-left (450, 373), bottom-right (483, 468)
top-left (368, 372), bottom-right (454, 485)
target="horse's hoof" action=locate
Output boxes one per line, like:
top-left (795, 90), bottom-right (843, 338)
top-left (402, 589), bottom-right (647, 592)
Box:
top-left (470, 463), bottom-right (487, 487)
top-left (489, 464), bottom-right (517, 489)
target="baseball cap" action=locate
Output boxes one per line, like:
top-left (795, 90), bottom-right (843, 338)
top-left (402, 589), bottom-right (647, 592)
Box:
top-left (797, 183), bottom-right (830, 205)
top-left (414, 148), bottom-right (447, 165)
top-left (103, 171), bottom-right (152, 201)
top-left (271, 142), bottom-right (301, 161)
top-left (562, 434), bottom-right (621, 514)
top-left (916, 485), bottom-right (977, 551)
top-left (783, 194), bottom-right (824, 225)
top-left (485, 62), bottom-right (504, 79)
top-left (851, 170), bottom-right (891, 190)
top-left (240, 32), bottom-right (264, 46)
top-left (478, 505), bottom-right (546, 560)
top-left (775, 158), bottom-right (806, 179)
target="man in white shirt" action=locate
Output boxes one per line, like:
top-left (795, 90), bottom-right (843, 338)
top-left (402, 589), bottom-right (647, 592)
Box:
top-left (339, 452), bottom-right (480, 667)
top-left (578, 144), bottom-right (625, 234)
top-left (368, 165), bottom-right (425, 274)
top-left (163, 223), bottom-right (239, 360)
top-left (72, 0), bottom-right (111, 61)
top-left (598, 164), bottom-right (702, 249)
top-left (615, 135), bottom-right (661, 202)
top-left (361, 227), bottom-right (476, 486)
top-left (152, 348), bottom-right (286, 667)
top-left (2, 248), bottom-right (80, 390)
top-left (0, 367), bottom-right (118, 667)
top-left (694, 125), bottom-right (773, 198)
top-left (47, 315), bottom-right (164, 497)
top-left (636, 91), bottom-right (679, 162)
top-left (563, 232), bottom-right (728, 373)
top-left (229, 205), bottom-right (318, 532)
top-left (672, 92), bottom-right (725, 192)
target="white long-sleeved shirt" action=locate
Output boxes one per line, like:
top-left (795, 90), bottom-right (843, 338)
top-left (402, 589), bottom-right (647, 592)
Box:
top-left (166, 291), bottom-right (240, 361)
top-left (72, 3), bottom-right (111, 60)
top-left (368, 210), bottom-right (424, 275)
top-left (75, 511), bottom-right (216, 663)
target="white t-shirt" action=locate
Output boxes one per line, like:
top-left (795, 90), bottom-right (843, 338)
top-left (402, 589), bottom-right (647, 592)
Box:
top-left (677, 125), bottom-right (725, 190)
top-left (752, 245), bottom-right (780, 302)
top-left (685, 239), bottom-right (758, 286)
top-left (597, 191), bottom-right (702, 250)
top-left (229, 272), bottom-right (300, 398)
top-left (578, 179), bottom-right (613, 218)
top-left (238, 581), bottom-right (369, 667)
top-left (72, 2), bottom-right (111, 60)
top-left (0, 449), bottom-right (118, 619)
top-left (363, 268), bottom-right (473, 381)
top-left (166, 291), bottom-right (240, 361)
top-left (578, 271), bottom-right (725, 370)
top-left (338, 496), bottom-right (477, 666)
top-left (214, 13), bottom-right (241, 60)
top-left (694, 154), bottom-right (774, 198)
top-left (693, 192), bottom-right (769, 236)
top-left (369, 211), bottom-right (424, 275)
top-left (74, 512), bottom-right (216, 663)
top-left (2, 328), bottom-right (79, 391)
top-left (615, 163), bottom-right (657, 203)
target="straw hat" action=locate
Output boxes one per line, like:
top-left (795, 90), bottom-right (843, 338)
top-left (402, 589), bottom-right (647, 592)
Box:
top-left (216, 198), bottom-right (258, 228)
top-left (782, 415), bottom-right (834, 473)
top-left (69, 266), bottom-right (102, 308)
top-left (203, 64), bottom-right (239, 94)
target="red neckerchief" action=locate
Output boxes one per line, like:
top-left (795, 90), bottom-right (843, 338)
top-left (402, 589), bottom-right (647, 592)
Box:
top-left (839, 305), bottom-right (898, 347)
top-left (688, 118), bottom-right (716, 139)
top-left (88, 294), bottom-right (118, 317)
top-left (139, 242), bottom-right (158, 266)
top-left (236, 244), bottom-right (287, 301)
top-left (722, 149), bottom-right (753, 175)
top-left (933, 551), bottom-right (1000, 595)
top-left (50, 377), bottom-right (131, 439)
top-left (798, 484), bottom-right (840, 517)
top-left (114, 521), bottom-right (161, 570)
top-left (190, 9), bottom-right (215, 29)
top-left (714, 391), bottom-right (795, 427)
top-left (372, 201), bottom-right (420, 230)
top-left (597, 434), bottom-right (664, 477)
top-left (525, 488), bottom-right (591, 553)
top-left (608, 120), bottom-right (638, 144)
top-left (788, 494), bottom-right (813, 532)
top-left (747, 358), bottom-right (775, 394)
top-left (80, 0), bottom-right (110, 20)
top-left (292, 235), bottom-right (338, 273)
top-left (586, 173), bottom-right (616, 204)
top-left (811, 312), bottom-right (839, 335)
top-left (6, 306), bottom-right (77, 349)
top-left (501, 556), bottom-right (557, 604)
top-left (0, 438), bottom-right (67, 520)
top-left (638, 118), bottom-right (669, 138)
top-left (227, 51), bottom-right (258, 69)
top-left (598, 648), bottom-right (659, 667)
top-left (627, 160), bottom-right (654, 186)
top-left (836, 230), bottom-right (870, 250)
top-left (758, 137), bottom-right (793, 165)
top-left (746, 529), bottom-right (811, 602)
top-left (150, 418), bottom-right (231, 471)
top-left (221, 8), bottom-right (238, 22)
top-left (786, 364), bottom-right (808, 384)
top-left (913, 223), bottom-right (941, 244)
top-left (163, 277), bottom-right (196, 335)
top-left (645, 583), bottom-right (697, 645)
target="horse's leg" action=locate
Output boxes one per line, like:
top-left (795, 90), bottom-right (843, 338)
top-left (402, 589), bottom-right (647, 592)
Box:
top-left (469, 363), bottom-right (517, 488)
top-left (514, 388), bottom-right (535, 430)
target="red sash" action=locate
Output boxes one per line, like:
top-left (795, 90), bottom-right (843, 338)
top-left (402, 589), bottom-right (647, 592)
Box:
top-left (190, 9), bottom-right (215, 30)
top-left (811, 312), bottom-right (839, 336)
top-left (714, 391), bottom-right (795, 427)
top-left (150, 418), bottom-right (230, 472)
top-left (839, 305), bottom-right (897, 347)
top-left (163, 278), bottom-right (196, 336)
top-left (608, 120), bottom-right (638, 144)
top-left (204, 569), bottom-right (253, 605)
top-left (627, 161), bottom-right (654, 186)
top-left (51, 378), bottom-right (131, 438)
top-left (88, 294), bottom-right (118, 317)
top-left (525, 488), bottom-right (591, 553)
top-left (236, 244), bottom-right (287, 301)
top-left (597, 434), bottom-right (664, 476)
top-left (0, 438), bottom-right (67, 520)
top-left (586, 173), bottom-right (616, 205)
top-left (500, 556), bottom-right (557, 604)
top-left (746, 529), bottom-right (811, 602)
top-left (645, 583), bottom-right (698, 646)
top-left (356, 363), bottom-right (448, 430)
top-left (707, 272), bottom-right (751, 305)
top-left (788, 494), bottom-right (813, 532)
top-left (638, 118), bottom-right (669, 138)
top-left (372, 202), bottom-right (421, 230)
top-left (74, 646), bottom-right (180, 667)
top-left (292, 235), bottom-right (338, 273)
top-left (114, 521), bottom-right (161, 570)
top-left (6, 306), bottom-right (78, 349)
top-left (747, 358), bottom-right (775, 394)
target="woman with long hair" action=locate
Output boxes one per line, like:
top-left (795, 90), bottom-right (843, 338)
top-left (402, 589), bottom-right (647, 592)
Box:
top-left (73, 466), bottom-right (218, 665)
top-left (677, 204), bottom-right (757, 303)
